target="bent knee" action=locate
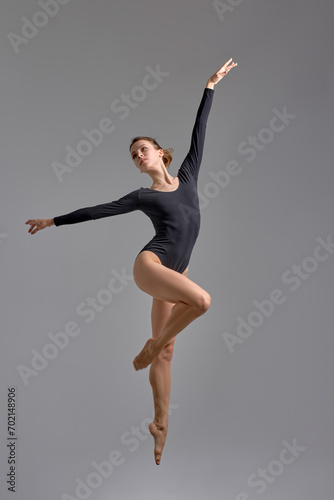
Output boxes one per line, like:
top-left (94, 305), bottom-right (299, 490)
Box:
top-left (193, 291), bottom-right (211, 315)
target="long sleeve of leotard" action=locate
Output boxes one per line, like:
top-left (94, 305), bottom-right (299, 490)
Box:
top-left (177, 87), bottom-right (214, 183)
top-left (53, 189), bottom-right (140, 226)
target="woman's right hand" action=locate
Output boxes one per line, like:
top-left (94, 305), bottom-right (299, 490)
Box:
top-left (25, 218), bottom-right (54, 235)
top-left (206, 58), bottom-right (237, 88)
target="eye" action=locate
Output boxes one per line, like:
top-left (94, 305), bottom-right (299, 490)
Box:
top-left (132, 146), bottom-right (147, 159)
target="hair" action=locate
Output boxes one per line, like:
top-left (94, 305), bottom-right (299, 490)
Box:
top-left (129, 136), bottom-right (174, 168)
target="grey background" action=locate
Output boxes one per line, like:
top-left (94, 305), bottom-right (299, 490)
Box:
top-left (1, 0), bottom-right (333, 499)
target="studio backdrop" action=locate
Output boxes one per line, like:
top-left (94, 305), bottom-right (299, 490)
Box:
top-left (1, 1), bottom-right (333, 499)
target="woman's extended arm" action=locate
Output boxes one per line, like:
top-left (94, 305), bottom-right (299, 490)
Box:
top-left (25, 189), bottom-right (140, 234)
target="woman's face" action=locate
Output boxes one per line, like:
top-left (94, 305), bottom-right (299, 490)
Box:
top-left (130, 140), bottom-right (163, 172)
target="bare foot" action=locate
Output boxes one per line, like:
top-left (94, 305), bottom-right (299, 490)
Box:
top-left (133, 338), bottom-right (160, 371)
top-left (149, 420), bottom-right (168, 465)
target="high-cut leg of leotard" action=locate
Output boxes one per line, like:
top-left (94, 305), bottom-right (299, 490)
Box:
top-left (54, 87), bottom-right (214, 274)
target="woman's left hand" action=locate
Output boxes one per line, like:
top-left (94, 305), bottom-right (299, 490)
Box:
top-left (207, 58), bottom-right (237, 87)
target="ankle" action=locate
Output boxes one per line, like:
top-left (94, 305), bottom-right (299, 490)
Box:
top-left (153, 418), bottom-right (168, 430)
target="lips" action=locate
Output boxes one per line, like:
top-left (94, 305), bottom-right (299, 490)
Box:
top-left (140, 159), bottom-right (147, 165)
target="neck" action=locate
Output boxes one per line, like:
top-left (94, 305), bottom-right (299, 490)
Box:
top-left (147, 161), bottom-right (173, 187)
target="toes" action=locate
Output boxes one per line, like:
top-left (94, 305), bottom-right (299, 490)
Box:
top-left (149, 422), bottom-right (166, 465)
top-left (132, 357), bottom-right (143, 371)
top-left (133, 337), bottom-right (159, 370)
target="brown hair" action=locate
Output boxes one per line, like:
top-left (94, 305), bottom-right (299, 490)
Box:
top-left (129, 136), bottom-right (174, 168)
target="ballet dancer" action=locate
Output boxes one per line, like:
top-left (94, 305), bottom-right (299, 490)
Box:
top-left (26, 58), bottom-right (237, 465)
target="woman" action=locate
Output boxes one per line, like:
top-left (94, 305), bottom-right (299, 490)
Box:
top-left (26, 58), bottom-right (237, 465)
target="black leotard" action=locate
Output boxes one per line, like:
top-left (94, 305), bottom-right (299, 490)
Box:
top-left (54, 87), bottom-right (214, 274)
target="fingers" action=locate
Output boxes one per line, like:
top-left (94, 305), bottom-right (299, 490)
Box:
top-left (214, 59), bottom-right (237, 78)
top-left (208, 58), bottom-right (237, 86)
top-left (226, 63), bottom-right (237, 72)
top-left (25, 219), bottom-right (38, 234)
top-left (218, 58), bottom-right (233, 71)
top-left (222, 59), bottom-right (237, 71)
top-left (218, 59), bottom-right (237, 76)
top-left (220, 58), bottom-right (233, 70)
top-left (25, 220), bottom-right (33, 233)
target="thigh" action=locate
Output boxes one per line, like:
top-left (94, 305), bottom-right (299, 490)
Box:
top-left (133, 251), bottom-right (202, 306)
top-left (151, 266), bottom-right (189, 341)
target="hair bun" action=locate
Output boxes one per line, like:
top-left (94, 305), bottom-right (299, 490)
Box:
top-left (162, 148), bottom-right (174, 168)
